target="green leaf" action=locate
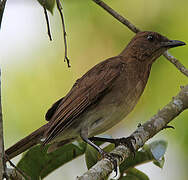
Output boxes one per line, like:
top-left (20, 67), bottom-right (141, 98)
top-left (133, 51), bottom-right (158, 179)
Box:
top-left (120, 168), bottom-right (149, 180)
top-left (149, 140), bottom-right (167, 168)
top-left (37, 0), bottom-right (55, 14)
top-left (120, 175), bottom-right (140, 180)
top-left (85, 144), bottom-right (99, 170)
top-left (149, 140), bottom-right (167, 160)
top-left (103, 143), bottom-right (115, 153)
top-left (153, 156), bottom-right (165, 168)
top-left (17, 141), bottom-right (87, 180)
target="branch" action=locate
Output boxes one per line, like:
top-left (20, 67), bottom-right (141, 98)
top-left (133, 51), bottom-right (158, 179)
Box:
top-left (0, 68), bottom-right (6, 179)
top-left (92, 0), bottom-right (140, 33)
top-left (78, 84), bottom-right (188, 180)
top-left (56, 0), bottom-right (71, 67)
top-left (6, 169), bottom-right (25, 180)
top-left (92, 0), bottom-right (188, 78)
top-left (163, 51), bottom-right (188, 77)
top-left (0, 0), bottom-right (7, 29)
top-left (0, 1), bottom-right (8, 178)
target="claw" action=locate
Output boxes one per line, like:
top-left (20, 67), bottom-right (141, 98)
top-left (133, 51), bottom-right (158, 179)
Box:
top-left (101, 152), bottom-right (120, 177)
top-left (162, 125), bottom-right (175, 130)
top-left (137, 123), bottom-right (142, 128)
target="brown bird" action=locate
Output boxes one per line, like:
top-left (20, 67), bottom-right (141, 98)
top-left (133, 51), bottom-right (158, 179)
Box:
top-left (6, 31), bottom-right (185, 163)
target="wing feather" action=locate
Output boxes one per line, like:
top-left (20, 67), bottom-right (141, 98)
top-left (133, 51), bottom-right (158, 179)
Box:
top-left (43, 57), bottom-right (125, 145)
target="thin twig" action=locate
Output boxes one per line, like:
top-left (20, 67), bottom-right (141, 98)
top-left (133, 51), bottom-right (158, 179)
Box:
top-left (0, 1), bottom-right (8, 178)
top-left (0, 0), bottom-right (7, 29)
top-left (43, 6), bottom-right (52, 41)
top-left (0, 68), bottom-right (6, 179)
top-left (92, 0), bottom-right (140, 33)
top-left (92, 0), bottom-right (188, 78)
top-left (56, 0), bottom-right (71, 67)
top-left (163, 51), bottom-right (188, 77)
top-left (78, 84), bottom-right (188, 179)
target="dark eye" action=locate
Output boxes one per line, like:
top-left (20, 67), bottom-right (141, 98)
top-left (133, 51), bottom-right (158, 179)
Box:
top-left (147, 35), bottom-right (154, 42)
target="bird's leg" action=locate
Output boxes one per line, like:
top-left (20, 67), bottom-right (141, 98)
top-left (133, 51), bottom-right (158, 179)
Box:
top-left (81, 134), bottom-right (104, 155)
top-left (80, 132), bottom-right (118, 175)
top-left (89, 136), bottom-right (136, 157)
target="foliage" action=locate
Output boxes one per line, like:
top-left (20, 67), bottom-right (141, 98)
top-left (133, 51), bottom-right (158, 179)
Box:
top-left (17, 141), bottom-right (86, 179)
top-left (16, 139), bottom-right (167, 179)
top-left (37, 0), bottom-right (55, 14)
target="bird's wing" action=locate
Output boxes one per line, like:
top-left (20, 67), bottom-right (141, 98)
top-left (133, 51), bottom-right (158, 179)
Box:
top-left (45, 97), bottom-right (64, 121)
top-left (43, 57), bottom-right (125, 145)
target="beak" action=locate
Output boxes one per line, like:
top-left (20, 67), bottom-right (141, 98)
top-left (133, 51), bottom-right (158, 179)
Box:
top-left (161, 40), bottom-right (186, 48)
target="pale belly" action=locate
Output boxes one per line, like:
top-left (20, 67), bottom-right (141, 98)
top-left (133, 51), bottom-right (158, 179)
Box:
top-left (87, 92), bottom-right (141, 136)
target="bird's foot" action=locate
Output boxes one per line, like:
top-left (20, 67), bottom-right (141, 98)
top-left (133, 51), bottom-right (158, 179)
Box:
top-left (101, 151), bottom-right (121, 177)
top-left (162, 125), bottom-right (175, 130)
top-left (114, 136), bottom-right (136, 157)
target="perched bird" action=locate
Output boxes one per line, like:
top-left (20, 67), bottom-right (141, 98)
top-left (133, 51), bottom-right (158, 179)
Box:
top-left (6, 31), bottom-right (185, 163)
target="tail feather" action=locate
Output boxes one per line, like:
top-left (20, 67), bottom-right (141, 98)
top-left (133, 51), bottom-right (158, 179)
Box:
top-left (5, 124), bottom-right (48, 160)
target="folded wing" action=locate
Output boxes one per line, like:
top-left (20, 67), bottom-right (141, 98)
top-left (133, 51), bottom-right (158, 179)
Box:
top-left (43, 57), bottom-right (125, 145)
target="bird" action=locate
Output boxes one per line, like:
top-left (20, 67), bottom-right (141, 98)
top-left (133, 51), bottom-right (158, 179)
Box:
top-left (6, 31), bottom-right (185, 164)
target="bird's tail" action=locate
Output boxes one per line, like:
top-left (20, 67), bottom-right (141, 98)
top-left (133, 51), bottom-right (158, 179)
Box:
top-left (5, 124), bottom-right (48, 160)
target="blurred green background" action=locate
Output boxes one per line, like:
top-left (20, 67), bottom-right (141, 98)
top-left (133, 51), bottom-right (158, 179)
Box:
top-left (0, 0), bottom-right (188, 179)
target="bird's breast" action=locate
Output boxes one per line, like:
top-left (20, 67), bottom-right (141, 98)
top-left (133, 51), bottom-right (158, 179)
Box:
top-left (87, 77), bottom-right (146, 137)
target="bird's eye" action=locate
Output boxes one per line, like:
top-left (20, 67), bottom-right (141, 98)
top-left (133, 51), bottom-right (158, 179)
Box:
top-left (147, 35), bottom-right (154, 42)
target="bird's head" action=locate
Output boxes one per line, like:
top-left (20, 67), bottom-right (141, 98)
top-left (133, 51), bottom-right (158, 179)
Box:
top-left (123, 31), bottom-right (185, 63)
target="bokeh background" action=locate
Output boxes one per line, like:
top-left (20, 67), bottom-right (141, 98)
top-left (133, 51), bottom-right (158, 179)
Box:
top-left (0, 0), bottom-right (188, 179)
